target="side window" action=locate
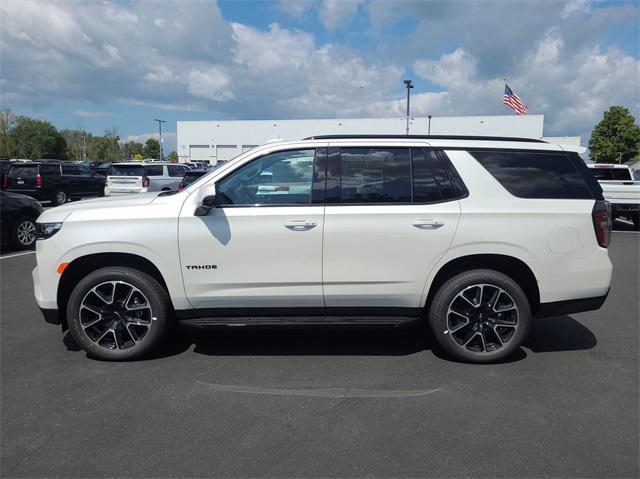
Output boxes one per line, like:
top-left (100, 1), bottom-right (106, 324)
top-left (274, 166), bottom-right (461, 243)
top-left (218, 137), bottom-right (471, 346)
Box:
top-left (338, 148), bottom-right (411, 203)
top-left (61, 164), bottom-right (80, 175)
top-left (217, 149), bottom-right (315, 206)
top-left (411, 149), bottom-right (443, 202)
top-left (39, 164), bottom-right (60, 176)
top-left (78, 164), bottom-right (92, 176)
top-left (168, 165), bottom-right (186, 177)
top-left (634, 169), bottom-right (640, 181)
top-left (145, 165), bottom-right (164, 176)
top-left (471, 151), bottom-right (593, 199)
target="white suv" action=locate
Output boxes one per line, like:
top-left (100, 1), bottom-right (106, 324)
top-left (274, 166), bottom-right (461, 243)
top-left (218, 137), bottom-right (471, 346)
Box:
top-left (33, 135), bottom-right (613, 363)
top-left (105, 162), bottom-right (190, 195)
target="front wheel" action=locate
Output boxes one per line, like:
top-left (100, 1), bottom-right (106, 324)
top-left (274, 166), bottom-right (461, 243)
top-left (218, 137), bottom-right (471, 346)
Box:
top-left (428, 269), bottom-right (531, 363)
top-left (66, 267), bottom-right (171, 361)
top-left (10, 215), bottom-right (37, 250)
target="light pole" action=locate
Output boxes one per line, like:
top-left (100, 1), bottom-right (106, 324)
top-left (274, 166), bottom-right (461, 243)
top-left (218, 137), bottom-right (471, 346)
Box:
top-left (154, 119), bottom-right (166, 161)
top-left (428, 115), bottom-right (432, 135)
top-left (404, 79), bottom-right (413, 135)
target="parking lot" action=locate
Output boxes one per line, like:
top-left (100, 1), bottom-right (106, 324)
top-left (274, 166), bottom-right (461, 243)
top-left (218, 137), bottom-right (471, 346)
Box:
top-left (1, 229), bottom-right (638, 478)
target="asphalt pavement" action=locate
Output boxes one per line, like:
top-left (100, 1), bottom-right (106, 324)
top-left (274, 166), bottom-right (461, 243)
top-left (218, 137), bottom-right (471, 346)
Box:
top-left (1, 231), bottom-right (638, 478)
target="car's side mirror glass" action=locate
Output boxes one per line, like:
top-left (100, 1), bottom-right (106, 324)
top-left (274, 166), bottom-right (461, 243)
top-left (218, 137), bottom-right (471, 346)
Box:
top-left (195, 195), bottom-right (216, 216)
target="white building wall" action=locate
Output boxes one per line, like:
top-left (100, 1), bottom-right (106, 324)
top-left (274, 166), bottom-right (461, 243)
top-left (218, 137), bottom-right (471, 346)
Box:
top-left (177, 115), bottom-right (546, 164)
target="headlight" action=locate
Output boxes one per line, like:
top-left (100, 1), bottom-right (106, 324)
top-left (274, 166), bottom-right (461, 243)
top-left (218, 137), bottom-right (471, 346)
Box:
top-left (36, 222), bottom-right (63, 240)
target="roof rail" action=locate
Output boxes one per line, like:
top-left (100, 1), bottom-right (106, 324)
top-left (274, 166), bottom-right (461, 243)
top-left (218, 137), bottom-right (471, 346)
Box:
top-left (303, 134), bottom-right (547, 143)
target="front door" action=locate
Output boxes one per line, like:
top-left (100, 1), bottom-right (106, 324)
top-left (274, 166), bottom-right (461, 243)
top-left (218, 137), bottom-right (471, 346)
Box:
top-left (179, 148), bottom-right (325, 309)
top-left (322, 146), bottom-right (462, 308)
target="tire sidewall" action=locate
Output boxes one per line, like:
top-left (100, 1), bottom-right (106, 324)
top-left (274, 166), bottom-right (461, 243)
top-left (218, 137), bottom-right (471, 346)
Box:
top-left (429, 269), bottom-right (531, 363)
top-left (66, 267), bottom-right (169, 361)
top-left (52, 190), bottom-right (67, 206)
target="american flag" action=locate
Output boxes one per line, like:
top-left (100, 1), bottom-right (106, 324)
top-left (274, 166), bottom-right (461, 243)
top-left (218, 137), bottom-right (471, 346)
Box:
top-left (503, 84), bottom-right (528, 115)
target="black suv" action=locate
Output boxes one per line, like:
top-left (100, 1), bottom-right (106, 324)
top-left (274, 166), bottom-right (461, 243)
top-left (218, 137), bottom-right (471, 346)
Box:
top-left (4, 161), bottom-right (105, 206)
top-left (0, 190), bottom-right (43, 249)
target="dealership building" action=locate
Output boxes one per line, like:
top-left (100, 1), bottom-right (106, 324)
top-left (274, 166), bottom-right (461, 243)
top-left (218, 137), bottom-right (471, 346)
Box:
top-left (176, 115), bottom-right (582, 164)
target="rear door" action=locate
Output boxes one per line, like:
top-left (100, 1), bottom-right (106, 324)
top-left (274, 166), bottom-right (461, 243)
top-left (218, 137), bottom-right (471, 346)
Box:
top-left (60, 164), bottom-right (83, 196)
top-left (322, 146), bottom-right (462, 308)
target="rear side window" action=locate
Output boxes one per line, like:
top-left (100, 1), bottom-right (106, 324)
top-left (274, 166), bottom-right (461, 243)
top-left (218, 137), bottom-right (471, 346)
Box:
top-left (145, 165), bottom-right (164, 176)
top-left (471, 150), bottom-right (593, 199)
top-left (61, 164), bottom-right (80, 175)
top-left (338, 148), bottom-right (412, 203)
top-left (589, 167), bottom-right (632, 181)
top-left (168, 165), bottom-right (187, 177)
top-left (39, 164), bottom-right (60, 176)
top-left (8, 165), bottom-right (37, 177)
top-left (412, 149), bottom-right (467, 202)
top-left (110, 165), bottom-right (144, 176)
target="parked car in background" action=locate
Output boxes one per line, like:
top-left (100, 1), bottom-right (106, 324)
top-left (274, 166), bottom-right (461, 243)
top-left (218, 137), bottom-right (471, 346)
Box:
top-left (588, 162), bottom-right (640, 228)
top-left (91, 162), bottom-right (113, 176)
top-left (177, 169), bottom-right (207, 190)
top-left (1, 159), bottom-right (15, 190)
top-left (34, 135), bottom-right (612, 363)
top-left (4, 161), bottom-right (106, 206)
top-left (105, 162), bottom-right (189, 195)
top-left (0, 190), bottom-right (43, 249)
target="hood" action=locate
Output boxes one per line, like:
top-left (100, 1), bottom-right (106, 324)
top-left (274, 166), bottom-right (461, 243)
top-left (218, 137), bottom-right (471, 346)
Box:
top-left (38, 192), bottom-right (160, 223)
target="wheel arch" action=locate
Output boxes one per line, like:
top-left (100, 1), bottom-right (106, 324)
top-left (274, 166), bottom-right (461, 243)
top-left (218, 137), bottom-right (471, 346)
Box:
top-left (57, 252), bottom-right (173, 329)
top-left (424, 254), bottom-right (541, 316)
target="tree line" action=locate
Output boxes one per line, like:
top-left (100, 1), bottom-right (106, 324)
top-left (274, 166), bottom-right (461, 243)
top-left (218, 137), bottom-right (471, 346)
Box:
top-left (0, 109), bottom-right (178, 162)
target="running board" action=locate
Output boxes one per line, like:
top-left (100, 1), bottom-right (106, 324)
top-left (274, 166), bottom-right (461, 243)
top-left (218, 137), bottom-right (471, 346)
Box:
top-left (179, 316), bottom-right (422, 327)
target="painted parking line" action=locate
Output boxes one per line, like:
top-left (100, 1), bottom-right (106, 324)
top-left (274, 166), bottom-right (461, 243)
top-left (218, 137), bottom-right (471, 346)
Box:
top-left (0, 251), bottom-right (36, 260)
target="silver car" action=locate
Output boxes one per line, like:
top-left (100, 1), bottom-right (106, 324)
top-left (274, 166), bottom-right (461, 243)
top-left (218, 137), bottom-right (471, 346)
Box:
top-left (105, 162), bottom-right (190, 195)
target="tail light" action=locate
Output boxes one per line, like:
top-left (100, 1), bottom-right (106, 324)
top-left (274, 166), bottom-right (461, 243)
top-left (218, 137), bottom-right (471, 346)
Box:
top-left (142, 176), bottom-right (150, 188)
top-left (178, 182), bottom-right (183, 190)
top-left (2, 175), bottom-right (7, 189)
top-left (36, 174), bottom-right (42, 187)
top-left (592, 200), bottom-right (612, 248)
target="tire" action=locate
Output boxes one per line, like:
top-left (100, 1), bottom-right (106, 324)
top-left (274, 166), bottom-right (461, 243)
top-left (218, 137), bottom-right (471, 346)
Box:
top-left (66, 267), bottom-right (171, 361)
top-left (9, 215), bottom-right (37, 250)
top-left (51, 189), bottom-right (68, 206)
top-left (428, 269), bottom-right (531, 363)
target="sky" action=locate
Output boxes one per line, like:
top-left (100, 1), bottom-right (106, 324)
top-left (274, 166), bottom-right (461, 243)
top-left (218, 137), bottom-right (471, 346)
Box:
top-left (1, 0), bottom-right (639, 153)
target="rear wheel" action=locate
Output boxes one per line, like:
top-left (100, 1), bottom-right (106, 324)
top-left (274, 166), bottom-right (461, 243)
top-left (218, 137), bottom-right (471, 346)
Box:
top-left (428, 269), bottom-right (531, 363)
top-left (51, 189), bottom-right (68, 206)
top-left (66, 267), bottom-right (170, 361)
top-left (10, 215), bottom-right (37, 250)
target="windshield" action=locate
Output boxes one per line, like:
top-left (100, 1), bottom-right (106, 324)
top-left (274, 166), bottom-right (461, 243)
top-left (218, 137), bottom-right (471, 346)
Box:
top-left (590, 168), bottom-right (632, 181)
top-left (110, 164), bottom-right (144, 176)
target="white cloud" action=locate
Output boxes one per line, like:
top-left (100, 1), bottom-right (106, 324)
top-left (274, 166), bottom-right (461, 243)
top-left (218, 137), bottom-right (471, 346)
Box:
top-left (319, 0), bottom-right (364, 31)
top-left (72, 110), bottom-right (115, 118)
top-left (187, 67), bottom-right (234, 102)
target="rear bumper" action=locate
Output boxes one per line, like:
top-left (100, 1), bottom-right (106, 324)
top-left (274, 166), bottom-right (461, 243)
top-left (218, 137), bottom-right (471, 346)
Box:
top-left (535, 291), bottom-right (609, 319)
top-left (6, 188), bottom-right (46, 200)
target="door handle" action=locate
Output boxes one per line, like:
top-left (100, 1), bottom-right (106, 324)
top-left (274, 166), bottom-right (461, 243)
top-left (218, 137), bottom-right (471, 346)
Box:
top-left (412, 220), bottom-right (444, 229)
top-left (285, 220), bottom-right (317, 231)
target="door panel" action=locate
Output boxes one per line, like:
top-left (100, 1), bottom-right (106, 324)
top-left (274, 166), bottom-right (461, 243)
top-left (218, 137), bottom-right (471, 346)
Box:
top-left (323, 203), bottom-right (460, 307)
top-left (179, 206), bottom-right (324, 308)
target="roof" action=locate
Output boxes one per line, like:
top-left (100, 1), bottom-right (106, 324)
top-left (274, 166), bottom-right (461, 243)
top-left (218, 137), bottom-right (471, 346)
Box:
top-left (302, 134), bottom-right (547, 143)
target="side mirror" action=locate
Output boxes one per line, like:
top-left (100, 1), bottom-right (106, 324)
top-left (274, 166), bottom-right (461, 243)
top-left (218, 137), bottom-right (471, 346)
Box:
top-left (194, 195), bottom-right (216, 216)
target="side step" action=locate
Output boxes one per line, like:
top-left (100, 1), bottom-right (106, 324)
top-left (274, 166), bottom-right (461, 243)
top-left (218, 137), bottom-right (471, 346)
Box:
top-left (179, 316), bottom-right (422, 327)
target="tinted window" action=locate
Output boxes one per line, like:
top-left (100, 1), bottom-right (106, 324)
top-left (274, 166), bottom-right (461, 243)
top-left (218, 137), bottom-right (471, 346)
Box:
top-left (61, 164), bottom-right (80, 175)
top-left (78, 164), bottom-right (93, 176)
top-left (8, 165), bottom-right (37, 177)
top-left (471, 151), bottom-right (593, 199)
top-left (217, 149), bottom-right (314, 206)
top-left (411, 149), bottom-right (440, 202)
top-left (338, 148), bottom-right (411, 203)
top-left (145, 165), bottom-right (164, 176)
top-left (182, 171), bottom-right (206, 187)
top-left (39, 164), bottom-right (60, 176)
top-left (634, 169), bottom-right (640, 181)
top-left (589, 167), bottom-right (632, 181)
top-left (110, 164), bottom-right (144, 176)
top-left (168, 165), bottom-right (187, 177)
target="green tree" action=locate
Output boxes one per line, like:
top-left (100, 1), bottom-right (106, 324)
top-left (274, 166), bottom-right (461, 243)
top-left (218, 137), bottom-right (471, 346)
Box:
top-left (133, 152), bottom-right (144, 161)
top-left (143, 138), bottom-right (160, 159)
top-left (167, 150), bottom-right (178, 162)
top-left (60, 129), bottom-right (92, 162)
top-left (589, 106), bottom-right (640, 163)
top-left (10, 116), bottom-right (67, 159)
top-left (0, 108), bottom-right (16, 157)
top-left (89, 128), bottom-right (120, 162)
top-left (121, 141), bottom-right (144, 160)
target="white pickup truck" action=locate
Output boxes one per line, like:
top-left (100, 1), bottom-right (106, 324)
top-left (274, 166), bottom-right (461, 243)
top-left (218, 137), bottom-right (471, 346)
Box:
top-left (588, 162), bottom-right (640, 229)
